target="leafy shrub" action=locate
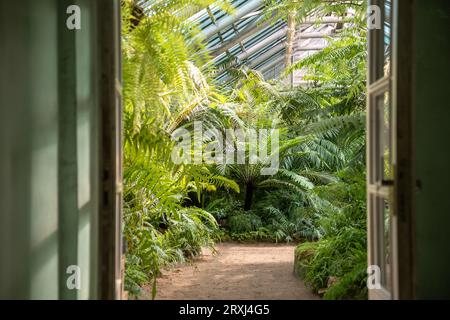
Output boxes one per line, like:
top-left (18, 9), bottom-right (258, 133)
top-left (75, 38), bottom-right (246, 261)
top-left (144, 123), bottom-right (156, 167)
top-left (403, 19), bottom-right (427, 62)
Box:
top-left (227, 212), bottom-right (263, 234)
top-left (229, 228), bottom-right (271, 242)
top-left (323, 259), bottom-right (368, 300)
top-left (297, 227), bottom-right (367, 291)
top-left (294, 172), bottom-right (367, 300)
top-left (124, 206), bottom-right (218, 298)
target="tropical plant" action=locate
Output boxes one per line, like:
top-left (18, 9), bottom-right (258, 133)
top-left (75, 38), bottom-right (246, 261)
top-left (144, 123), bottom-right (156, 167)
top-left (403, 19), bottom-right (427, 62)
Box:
top-left (122, 0), bottom-right (369, 301)
top-left (205, 0), bottom-right (369, 299)
top-left (122, 0), bottom-right (239, 297)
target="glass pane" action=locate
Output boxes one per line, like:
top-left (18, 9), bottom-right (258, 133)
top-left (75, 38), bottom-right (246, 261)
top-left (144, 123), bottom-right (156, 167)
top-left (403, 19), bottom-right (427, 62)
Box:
top-left (372, 196), bottom-right (392, 291)
top-left (376, 92), bottom-right (392, 181)
top-left (369, 0), bottom-right (392, 82)
top-left (383, 0), bottom-right (392, 77)
top-left (380, 198), bottom-right (392, 290)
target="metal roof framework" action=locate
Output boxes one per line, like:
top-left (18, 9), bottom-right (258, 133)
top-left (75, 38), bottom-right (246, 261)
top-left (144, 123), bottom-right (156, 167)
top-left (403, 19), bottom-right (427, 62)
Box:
top-left (193, 0), bottom-right (359, 86)
top-left (137, 0), bottom-right (357, 85)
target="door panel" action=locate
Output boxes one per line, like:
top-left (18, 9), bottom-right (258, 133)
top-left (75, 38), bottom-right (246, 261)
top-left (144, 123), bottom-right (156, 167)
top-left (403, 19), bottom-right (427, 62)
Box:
top-left (367, 0), bottom-right (415, 300)
top-left (367, 0), bottom-right (394, 300)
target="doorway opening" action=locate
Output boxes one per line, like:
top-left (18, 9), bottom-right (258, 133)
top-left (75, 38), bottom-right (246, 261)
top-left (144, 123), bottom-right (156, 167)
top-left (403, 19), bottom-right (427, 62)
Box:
top-left (122, 0), bottom-right (373, 300)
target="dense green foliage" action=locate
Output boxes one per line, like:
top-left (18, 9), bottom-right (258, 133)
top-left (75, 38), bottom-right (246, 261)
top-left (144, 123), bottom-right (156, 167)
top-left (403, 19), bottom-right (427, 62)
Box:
top-left (279, 0), bottom-right (368, 300)
top-left (122, 0), bottom-right (231, 297)
top-left (295, 170), bottom-right (367, 299)
top-left (122, 0), bottom-right (368, 300)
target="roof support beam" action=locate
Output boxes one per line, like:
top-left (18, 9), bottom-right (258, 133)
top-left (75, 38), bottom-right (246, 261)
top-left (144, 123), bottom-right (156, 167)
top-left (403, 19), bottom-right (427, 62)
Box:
top-left (248, 43), bottom-right (285, 69)
top-left (210, 16), bottom-right (348, 58)
top-left (239, 27), bottom-right (287, 61)
top-left (210, 18), bottom-right (276, 57)
top-left (259, 54), bottom-right (285, 73)
top-left (197, 0), bottom-right (264, 42)
top-left (219, 49), bottom-right (285, 84)
top-left (298, 31), bottom-right (338, 38)
top-left (215, 43), bottom-right (324, 82)
top-left (209, 13), bottom-right (349, 54)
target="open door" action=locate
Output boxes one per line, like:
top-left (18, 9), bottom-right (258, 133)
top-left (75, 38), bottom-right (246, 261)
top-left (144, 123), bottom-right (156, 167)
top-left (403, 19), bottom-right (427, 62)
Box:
top-left (367, 0), bottom-right (415, 300)
top-left (98, 0), bottom-right (124, 300)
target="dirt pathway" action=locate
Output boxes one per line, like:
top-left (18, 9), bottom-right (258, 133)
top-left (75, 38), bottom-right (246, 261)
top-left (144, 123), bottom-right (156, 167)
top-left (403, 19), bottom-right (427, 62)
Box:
top-left (146, 242), bottom-right (318, 300)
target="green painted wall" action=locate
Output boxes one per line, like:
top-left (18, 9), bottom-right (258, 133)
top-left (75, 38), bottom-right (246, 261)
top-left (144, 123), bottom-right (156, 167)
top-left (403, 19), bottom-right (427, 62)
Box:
top-left (75, 0), bottom-right (100, 300)
top-left (414, 0), bottom-right (450, 299)
top-left (0, 0), bottom-right (101, 299)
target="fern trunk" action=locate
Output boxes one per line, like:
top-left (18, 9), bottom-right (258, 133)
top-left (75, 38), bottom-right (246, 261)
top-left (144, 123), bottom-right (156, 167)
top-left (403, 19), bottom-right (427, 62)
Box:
top-left (244, 181), bottom-right (254, 211)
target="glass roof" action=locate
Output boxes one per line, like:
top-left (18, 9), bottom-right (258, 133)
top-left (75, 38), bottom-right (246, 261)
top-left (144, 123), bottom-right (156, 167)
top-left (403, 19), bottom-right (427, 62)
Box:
top-left (137, 0), bottom-right (354, 84)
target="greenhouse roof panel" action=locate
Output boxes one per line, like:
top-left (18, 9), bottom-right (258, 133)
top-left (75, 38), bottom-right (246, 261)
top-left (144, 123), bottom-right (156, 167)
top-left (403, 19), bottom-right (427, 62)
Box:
top-left (136, 0), bottom-right (354, 82)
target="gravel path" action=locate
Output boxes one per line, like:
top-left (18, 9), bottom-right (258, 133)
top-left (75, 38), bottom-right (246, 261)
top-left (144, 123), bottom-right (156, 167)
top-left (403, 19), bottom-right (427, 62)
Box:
top-left (146, 242), bottom-right (318, 300)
